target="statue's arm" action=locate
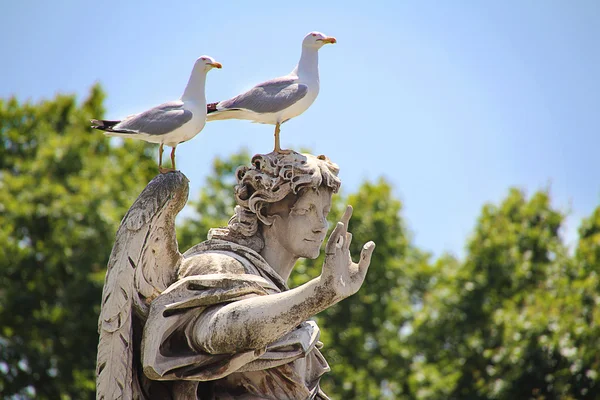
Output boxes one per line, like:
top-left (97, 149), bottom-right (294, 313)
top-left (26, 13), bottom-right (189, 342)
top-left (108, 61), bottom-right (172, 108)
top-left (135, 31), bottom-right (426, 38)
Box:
top-left (194, 206), bottom-right (375, 354)
top-left (194, 276), bottom-right (330, 354)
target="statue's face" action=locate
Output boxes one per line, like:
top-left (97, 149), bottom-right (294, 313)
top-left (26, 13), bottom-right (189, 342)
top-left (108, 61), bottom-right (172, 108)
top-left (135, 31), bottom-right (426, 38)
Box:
top-left (270, 188), bottom-right (332, 259)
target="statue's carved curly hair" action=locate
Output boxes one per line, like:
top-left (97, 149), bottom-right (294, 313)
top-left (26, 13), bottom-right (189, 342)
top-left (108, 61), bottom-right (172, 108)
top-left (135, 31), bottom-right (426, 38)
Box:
top-left (209, 152), bottom-right (341, 252)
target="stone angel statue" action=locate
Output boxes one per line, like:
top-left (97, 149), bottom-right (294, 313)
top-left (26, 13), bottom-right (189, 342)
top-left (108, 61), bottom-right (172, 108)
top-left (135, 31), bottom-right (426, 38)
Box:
top-left (96, 151), bottom-right (376, 400)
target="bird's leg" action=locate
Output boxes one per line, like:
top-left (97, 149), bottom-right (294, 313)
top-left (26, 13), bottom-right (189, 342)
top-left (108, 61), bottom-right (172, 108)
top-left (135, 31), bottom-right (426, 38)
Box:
top-left (170, 146), bottom-right (177, 171)
top-left (273, 123), bottom-right (281, 152)
top-left (273, 123), bottom-right (292, 154)
top-left (158, 143), bottom-right (166, 173)
top-left (158, 144), bottom-right (175, 174)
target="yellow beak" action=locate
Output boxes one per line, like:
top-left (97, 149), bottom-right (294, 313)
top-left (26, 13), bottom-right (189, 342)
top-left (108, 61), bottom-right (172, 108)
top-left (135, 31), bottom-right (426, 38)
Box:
top-left (320, 37), bottom-right (337, 44)
top-left (209, 62), bottom-right (223, 69)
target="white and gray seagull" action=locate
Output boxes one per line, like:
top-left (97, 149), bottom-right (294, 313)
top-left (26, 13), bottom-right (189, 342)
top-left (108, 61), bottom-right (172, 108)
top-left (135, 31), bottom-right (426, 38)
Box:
top-left (206, 31), bottom-right (336, 153)
top-left (91, 56), bottom-right (222, 173)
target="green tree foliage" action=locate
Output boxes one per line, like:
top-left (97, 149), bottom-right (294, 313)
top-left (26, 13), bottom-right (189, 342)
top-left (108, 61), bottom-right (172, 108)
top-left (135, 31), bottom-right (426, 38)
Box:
top-left (408, 189), bottom-right (600, 399)
top-left (0, 86), bottom-right (156, 399)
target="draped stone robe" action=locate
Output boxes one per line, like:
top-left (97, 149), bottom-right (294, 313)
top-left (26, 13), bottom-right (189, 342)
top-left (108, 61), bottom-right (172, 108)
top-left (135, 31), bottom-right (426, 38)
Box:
top-left (140, 239), bottom-right (330, 400)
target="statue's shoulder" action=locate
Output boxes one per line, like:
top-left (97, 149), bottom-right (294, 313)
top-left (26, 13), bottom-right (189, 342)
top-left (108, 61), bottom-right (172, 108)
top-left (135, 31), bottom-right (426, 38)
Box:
top-left (178, 239), bottom-right (257, 278)
top-left (179, 238), bottom-right (288, 291)
top-left (179, 251), bottom-right (247, 277)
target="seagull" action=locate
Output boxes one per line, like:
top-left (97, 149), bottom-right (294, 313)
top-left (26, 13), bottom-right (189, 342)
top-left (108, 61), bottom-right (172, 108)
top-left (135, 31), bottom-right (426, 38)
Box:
top-left (206, 31), bottom-right (336, 154)
top-left (91, 56), bottom-right (222, 173)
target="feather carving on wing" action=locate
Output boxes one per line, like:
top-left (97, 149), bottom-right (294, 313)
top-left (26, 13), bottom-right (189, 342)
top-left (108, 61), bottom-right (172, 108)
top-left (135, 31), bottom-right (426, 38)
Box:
top-left (96, 172), bottom-right (189, 400)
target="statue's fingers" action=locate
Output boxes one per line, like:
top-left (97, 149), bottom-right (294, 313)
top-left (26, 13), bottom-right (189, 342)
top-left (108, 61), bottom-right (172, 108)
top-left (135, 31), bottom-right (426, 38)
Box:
top-left (326, 222), bottom-right (345, 255)
top-left (358, 241), bottom-right (376, 275)
top-left (341, 205), bottom-right (353, 228)
top-left (344, 232), bottom-right (353, 253)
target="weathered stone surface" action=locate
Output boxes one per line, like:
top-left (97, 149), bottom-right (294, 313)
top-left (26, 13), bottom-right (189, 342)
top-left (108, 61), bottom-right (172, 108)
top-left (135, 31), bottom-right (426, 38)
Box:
top-left (96, 151), bottom-right (375, 399)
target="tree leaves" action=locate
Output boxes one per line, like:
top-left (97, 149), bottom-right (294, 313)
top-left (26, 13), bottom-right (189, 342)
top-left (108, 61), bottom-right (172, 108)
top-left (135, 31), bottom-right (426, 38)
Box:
top-left (408, 189), bottom-right (599, 400)
top-left (0, 86), bottom-right (156, 398)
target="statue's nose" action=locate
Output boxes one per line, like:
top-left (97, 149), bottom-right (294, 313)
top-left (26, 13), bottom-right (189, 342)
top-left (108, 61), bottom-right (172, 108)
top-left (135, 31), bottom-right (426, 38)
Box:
top-left (313, 215), bottom-right (328, 234)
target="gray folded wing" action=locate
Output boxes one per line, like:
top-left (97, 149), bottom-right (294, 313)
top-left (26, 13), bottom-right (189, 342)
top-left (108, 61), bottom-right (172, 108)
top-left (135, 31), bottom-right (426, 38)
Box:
top-left (219, 77), bottom-right (308, 114)
top-left (116, 101), bottom-right (194, 136)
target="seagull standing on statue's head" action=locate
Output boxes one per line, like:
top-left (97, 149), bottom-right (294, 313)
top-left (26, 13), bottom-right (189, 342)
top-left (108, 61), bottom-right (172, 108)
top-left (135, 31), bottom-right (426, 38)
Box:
top-left (91, 56), bottom-right (222, 173)
top-left (206, 31), bottom-right (336, 154)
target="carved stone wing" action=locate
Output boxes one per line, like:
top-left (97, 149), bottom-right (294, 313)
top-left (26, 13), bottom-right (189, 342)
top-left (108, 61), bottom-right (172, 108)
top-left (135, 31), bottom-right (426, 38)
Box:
top-left (96, 172), bottom-right (189, 400)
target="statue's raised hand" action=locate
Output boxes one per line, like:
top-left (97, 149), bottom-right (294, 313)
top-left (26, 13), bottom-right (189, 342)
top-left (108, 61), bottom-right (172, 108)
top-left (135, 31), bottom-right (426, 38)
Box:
top-left (319, 205), bottom-right (375, 303)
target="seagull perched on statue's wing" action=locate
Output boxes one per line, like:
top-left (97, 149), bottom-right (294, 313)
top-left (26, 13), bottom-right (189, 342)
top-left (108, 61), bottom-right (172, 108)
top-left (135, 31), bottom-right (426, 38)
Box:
top-left (91, 56), bottom-right (222, 173)
top-left (206, 32), bottom-right (336, 154)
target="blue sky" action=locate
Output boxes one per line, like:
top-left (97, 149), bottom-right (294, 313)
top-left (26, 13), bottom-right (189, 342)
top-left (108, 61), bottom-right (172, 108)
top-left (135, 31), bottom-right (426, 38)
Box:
top-left (1, 0), bottom-right (599, 258)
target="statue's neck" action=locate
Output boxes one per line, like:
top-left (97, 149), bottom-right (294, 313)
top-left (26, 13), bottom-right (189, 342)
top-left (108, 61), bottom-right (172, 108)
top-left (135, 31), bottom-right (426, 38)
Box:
top-left (260, 235), bottom-right (298, 283)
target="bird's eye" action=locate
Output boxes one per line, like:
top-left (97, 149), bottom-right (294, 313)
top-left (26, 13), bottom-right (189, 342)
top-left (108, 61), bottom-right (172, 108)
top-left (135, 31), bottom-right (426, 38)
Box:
top-left (312, 34), bottom-right (316, 37)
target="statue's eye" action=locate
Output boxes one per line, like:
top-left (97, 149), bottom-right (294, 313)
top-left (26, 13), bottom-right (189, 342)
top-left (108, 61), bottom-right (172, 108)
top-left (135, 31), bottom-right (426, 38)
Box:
top-left (292, 207), bottom-right (309, 216)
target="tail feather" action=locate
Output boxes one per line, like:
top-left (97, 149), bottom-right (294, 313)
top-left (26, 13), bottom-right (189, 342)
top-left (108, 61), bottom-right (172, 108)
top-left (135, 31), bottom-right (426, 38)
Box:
top-left (206, 102), bottom-right (219, 114)
top-left (90, 119), bottom-right (134, 134)
top-left (206, 103), bottom-right (254, 122)
top-left (91, 119), bottom-right (120, 129)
